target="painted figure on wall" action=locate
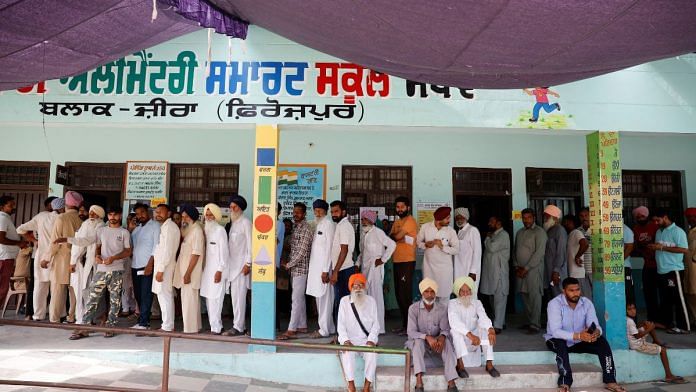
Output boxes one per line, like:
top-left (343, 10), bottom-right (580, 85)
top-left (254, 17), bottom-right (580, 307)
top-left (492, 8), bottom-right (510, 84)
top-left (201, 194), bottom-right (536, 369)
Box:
top-left (523, 87), bottom-right (561, 122)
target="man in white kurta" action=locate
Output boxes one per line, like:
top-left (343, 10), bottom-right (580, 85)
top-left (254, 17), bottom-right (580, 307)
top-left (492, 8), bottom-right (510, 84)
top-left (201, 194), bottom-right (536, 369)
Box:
top-left (306, 199), bottom-right (336, 338)
top-left (173, 205), bottom-right (204, 334)
top-left (454, 208), bottom-right (482, 290)
top-left (60, 205), bottom-right (105, 325)
top-left (200, 204), bottom-right (230, 335)
top-left (448, 276), bottom-right (500, 378)
top-left (337, 273), bottom-right (380, 392)
top-left (16, 197), bottom-right (59, 321)
top-left (417, 206), bottom-right (459, 302)
top-left (479, 216), bottom-right (510, 332)
top-left (358, 209), bottom-right (395, 334)
top-left (152, 204), bottom-right (180, 332)
top-left (224, 195), bottom-right (252, 336)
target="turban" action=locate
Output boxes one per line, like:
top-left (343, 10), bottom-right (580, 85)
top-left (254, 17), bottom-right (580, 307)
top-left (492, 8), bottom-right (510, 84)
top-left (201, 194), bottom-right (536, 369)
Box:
top-left (418, 278), bottom-right (438, 294)
top-left (544, 205), bottom-right (562, 219)
top-left (452, 276), bottom-right (475, 297)
top-left (433, 206), bottom-right (451, 221)
top-left (229, 195), bottom-right (247, 211)
top-left (64, 191), bottom-right (83, 208)
top-left (180, 203), bottom-right (200, 221)
top-left (348, 273), bottom-right (367, 291)
top-left (686, 207), bottom-right (696, 217)
top-left (312, 199), bottom-right (329, 211)
top-left (454, 207), bottom-right (470, 220)
top-left (50, 198), bottom-right (65, 210)
top-left (361, 209), bottom-right (377, 224)
top-left (633, 206), bottom-right (649, 218)
top-left (89, 205), bottom-right (105, 219)
top-left (204, 203), bottom-right (222, 222)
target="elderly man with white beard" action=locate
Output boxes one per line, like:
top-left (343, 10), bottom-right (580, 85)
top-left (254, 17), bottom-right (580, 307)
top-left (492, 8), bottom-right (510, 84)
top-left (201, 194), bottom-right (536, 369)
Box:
top-left (453, 208), bottom-right (481, 288)
top-left (448, 276), bottom-right (500, 379)
top-left (200, 203), bottom-right (230, 335)
top-left (224, 195), bottom-right (252, 336)
top-left (543, 205), bottom-right (568, 298)
top-left (337, 273), bottom-right (380, 392)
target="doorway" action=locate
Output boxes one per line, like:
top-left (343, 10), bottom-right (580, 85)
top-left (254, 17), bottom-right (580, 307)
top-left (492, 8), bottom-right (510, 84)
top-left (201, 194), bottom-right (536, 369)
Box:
top-left (64, 162), bottom-right (124, 209)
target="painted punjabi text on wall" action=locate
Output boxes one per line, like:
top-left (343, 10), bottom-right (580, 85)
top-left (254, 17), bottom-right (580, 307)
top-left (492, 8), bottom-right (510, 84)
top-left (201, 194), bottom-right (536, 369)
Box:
top-left (277, 164), bottom-right (326, 222)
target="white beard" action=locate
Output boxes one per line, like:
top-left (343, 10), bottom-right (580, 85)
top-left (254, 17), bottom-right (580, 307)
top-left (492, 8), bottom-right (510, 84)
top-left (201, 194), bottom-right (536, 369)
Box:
top-left (423, 298), bottom-right (435, 306)
top-left (204, 220), bottom-right (218, 235)
top-left (458, 295), bottom-right (473, 307)
top-left (351, 290), bottom-right (366, 306)
top-left (362, 225), bottom-right (372, 233)
top-left (456, 221), bottom-right (466, 229)
top-left (543, 219), bottom-right (556, 231)
top-left (230, 210), bottom-right (243, 221)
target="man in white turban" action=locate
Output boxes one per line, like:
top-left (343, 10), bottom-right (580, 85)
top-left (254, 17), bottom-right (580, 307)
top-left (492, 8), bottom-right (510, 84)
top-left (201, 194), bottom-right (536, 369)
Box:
top-left (543, 205), bottom-right (567, 298)
top-left (454, 208), bottom-right (481, 291)
top-left (406, 278), bottom-right (459, 392)
top-left (448, 276), bottom-right (500, 379)
top-left (200, 203), bottom-right (230, 335)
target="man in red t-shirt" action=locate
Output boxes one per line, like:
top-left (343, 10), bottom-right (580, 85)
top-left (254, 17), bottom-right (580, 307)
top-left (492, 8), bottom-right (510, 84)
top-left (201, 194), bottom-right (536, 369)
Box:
top-left (523, 87), bottom-right (561, 122)
top-left (632, 206), bottom-right (663, 327)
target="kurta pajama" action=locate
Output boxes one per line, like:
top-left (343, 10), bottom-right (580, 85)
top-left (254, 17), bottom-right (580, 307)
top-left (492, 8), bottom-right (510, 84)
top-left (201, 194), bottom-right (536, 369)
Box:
top-left (417, 222), bottom-right (459, 301)
top-left (479, 228), bottom-right (510, 330)
top-left (17, 211), bottom-right (57, 320)
top-left (201, 222), bottom-right (229, 334)
top-left (454, 223), bottom-right (482, 291)
top-left (306, 217), bottom-right (336, 336)
top-left (227, 216), bottom-right (252, 333)
top-left (359, 226), bottom-right (396, 334)
top-left (285, 219), bottom-right (313, 332)
top-left (48, 209), bottom-right (83, 323)
top-left (174, 222), bottom-right (204, 333)
top-left (448, 298), bottom-right (495, 367)
top-left (514, 224), bottom-right (547, 329)
top-left (67, 218), bottom-right (104, 324)
top-left (337, 295), bottom-right (381, 383)
top-left (544, 224), bottom-right (568, 297)
top-left (152, 218), bottom-right (180, 331)
top-left (405, 300), bottom-right (458, 381)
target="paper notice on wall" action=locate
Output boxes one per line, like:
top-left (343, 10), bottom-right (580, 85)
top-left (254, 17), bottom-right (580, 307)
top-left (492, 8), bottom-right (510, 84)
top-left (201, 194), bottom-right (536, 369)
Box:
top-left (415, 201), bottom-right (449, 226)
top-left (124, 161), bottom-right (169, 201)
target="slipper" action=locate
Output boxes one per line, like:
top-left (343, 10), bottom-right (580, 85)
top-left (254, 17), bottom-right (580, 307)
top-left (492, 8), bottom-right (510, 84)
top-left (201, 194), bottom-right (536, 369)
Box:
top-left (664, 378), bottom-right (688, 384)
top-left (557, 385), bottom-right (571, 392)
top-left (104, 332), bottom-right (115, 338)
top-left (456, 367), bottom-right (468, 378)
top-left (486, 366), bottom-right (501, 378)
top-left (604, 385), bottom-right (627, 392)
top-left (308, 330), bottom-right (325, 339)
top-left (415, 386), bottom-right (424, 392)
top-left (69, 331), bottom-right (88, 340)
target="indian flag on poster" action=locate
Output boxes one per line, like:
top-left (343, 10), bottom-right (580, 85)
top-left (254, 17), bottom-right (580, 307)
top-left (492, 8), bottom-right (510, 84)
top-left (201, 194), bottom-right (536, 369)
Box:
top-left (278, 170), bottom-right (298, 186)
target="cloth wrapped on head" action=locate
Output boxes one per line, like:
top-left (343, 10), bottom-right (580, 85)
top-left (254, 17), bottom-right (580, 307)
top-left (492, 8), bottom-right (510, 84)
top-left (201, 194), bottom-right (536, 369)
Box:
top-left (205, 203), bottom-right (222, 222)
top-left (454, 207), bottom-right (470, 220)
top-left (89, 205), bottom-right (105, 219)
top-left (452, 276), bottom-right (475, 297)
top-left (313, 199), bottom-right (329, 211)
top-left (418, 278), bottom-right (438, 295)
top-left (632, 206), bottom-right (649, 218)
top-left (64, 191), bottom-right (83, 208)
top-left (180, 203), bottom-right (199, 221)
top-left (229, 195), bottom-right (247, 211)
top-left (348, 273), bottom-right (367, 291)
top-left (433, 206), bottom-right (451, 221)
top-left (544, 205), bottom-right (562, 219)
top-left (361, 209), bottom-right (377, 224)
top-left (50, 198), bottom-right (65, 210)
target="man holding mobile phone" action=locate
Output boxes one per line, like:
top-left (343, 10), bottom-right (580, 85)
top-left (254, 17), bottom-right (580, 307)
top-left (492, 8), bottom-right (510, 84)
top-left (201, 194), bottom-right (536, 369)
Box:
top-left (544, 277), bottom-right (626, 392)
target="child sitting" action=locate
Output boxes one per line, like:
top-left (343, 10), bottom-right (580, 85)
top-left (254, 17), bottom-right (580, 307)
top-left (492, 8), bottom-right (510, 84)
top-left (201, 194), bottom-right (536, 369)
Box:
top-left (626, 303), bottom-right (686, 384)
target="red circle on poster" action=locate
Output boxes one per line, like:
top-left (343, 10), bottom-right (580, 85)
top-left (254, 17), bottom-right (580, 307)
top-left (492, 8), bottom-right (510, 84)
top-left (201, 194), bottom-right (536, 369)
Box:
top-left (255, 214), bottom-right (274, 233)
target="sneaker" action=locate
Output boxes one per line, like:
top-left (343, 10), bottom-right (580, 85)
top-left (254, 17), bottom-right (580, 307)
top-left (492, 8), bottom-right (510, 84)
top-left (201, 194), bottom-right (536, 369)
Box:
top-left (529, 118), bottom-right (538, 122)
top-left (222, 328), bottom-right (244, 337)
top-left (556, 103), bottom-right (561, 111)
top-left (130, 324), bottom-right (147, 330)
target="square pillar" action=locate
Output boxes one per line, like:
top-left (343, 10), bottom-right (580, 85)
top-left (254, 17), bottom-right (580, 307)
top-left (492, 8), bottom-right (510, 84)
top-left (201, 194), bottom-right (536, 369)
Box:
top-left (250, 124), bottom-right (279, 352)
top-left (586, 131), bottom-right (627, 349)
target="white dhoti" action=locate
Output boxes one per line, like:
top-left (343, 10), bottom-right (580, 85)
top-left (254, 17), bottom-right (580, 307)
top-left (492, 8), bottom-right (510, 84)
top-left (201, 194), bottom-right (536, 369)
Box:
top-left (205, 289), bottom-right (226, 334)
top-left (288, 275), bottom-right (308, 331)
top-left (229, 274), bottom-right (248, 333)
top-left (180, 285), bottom-right (201, 333)
top-left (315, 288), bottom-right (335, 337)
top-left (451, 328), bottom-right (494, 367)
top-left (341, 350), bottom-right (377, 382)
top-left (365, 265), bottom-right (385, 334)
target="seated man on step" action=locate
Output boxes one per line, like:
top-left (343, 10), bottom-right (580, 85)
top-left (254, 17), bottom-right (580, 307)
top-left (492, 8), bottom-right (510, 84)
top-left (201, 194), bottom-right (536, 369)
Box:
top-left (448, 276), bottom-right (500, 379)
top-left (544, 277), bottom-right (626, 392)
top-left (406, 278), bottom-right (459, 392)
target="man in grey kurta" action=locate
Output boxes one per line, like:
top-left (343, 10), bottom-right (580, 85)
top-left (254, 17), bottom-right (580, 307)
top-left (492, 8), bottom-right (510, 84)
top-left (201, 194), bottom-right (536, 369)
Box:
top-left (406, 278), bottom-right (459, 392)
top-left (543, 205), bottom-right (568, 298)
top-left (514, 208), bottom-right (547, 334)
top-left (479, 216), bottom-right (510, 332)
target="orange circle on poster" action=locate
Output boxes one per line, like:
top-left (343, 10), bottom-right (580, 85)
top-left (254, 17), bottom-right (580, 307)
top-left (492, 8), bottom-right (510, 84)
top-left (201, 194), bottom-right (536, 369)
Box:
top-left (255, 214), bottom-right (274, 233)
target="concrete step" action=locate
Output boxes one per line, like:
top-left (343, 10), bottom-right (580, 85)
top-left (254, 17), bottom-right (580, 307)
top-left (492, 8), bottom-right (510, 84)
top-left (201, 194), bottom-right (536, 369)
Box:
top-left (376, 364), bottom-right (603, 391)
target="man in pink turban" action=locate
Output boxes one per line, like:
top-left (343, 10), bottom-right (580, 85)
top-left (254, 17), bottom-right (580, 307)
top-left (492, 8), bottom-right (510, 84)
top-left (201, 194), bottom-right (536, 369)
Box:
top-left (417, 206), bottom-right (459, 302)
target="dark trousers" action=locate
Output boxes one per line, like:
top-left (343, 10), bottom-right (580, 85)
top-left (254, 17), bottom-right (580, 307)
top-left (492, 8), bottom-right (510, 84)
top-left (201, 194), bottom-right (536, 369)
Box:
top-left (624, 267), bottom-right (635, 305)
top-left (658, 270), bottom-right (688, 330)
top-left (393, 261), bottom-right (415, 328)
top-left (25, 258), bottom-right (35, 317)
top-left (546, 337), bottom-right (616, 387)
top-left (132, 268), bottom-right (154, 327)
top-left (332, 267), bottom-right (354, 326)
top-left (642, 266), bottom-right (660, 322)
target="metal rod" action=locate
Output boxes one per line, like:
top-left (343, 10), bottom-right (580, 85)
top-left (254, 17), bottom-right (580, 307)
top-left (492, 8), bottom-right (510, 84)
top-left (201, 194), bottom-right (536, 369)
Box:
top-left (0, 379), bottom-right (156, 392)
top-left (162, 336), bottom-right (171, 392)
top-left (403, 352), bottom-right (411, 392)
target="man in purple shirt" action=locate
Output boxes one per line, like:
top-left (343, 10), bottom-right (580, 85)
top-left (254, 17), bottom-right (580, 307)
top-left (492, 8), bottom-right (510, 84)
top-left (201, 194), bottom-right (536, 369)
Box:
top-left (544, 277), bottom-right (626, 392)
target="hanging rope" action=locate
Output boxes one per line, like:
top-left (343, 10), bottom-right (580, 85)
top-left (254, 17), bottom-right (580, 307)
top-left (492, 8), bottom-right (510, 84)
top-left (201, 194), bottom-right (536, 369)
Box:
top-left (151, 0), bottom-right (158, 22)
top-left (206, 28), bottom-right (213, 77)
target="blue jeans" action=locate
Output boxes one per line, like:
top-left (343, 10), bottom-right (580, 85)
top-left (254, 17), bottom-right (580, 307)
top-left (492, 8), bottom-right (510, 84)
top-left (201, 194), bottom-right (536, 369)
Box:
top-left (532, 102), bottom-right (558, 120)
top-left (132, 268), bottom-right (153, 327)
top-left (332, 267), bottom-right (354, 326)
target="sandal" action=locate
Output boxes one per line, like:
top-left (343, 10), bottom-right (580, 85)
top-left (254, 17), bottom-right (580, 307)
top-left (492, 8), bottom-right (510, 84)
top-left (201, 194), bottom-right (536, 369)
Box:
top-left (604, 384), bottom-right (627, 392)
top-left (308, 330), bottom-right (325, 339)
top-left (69, 331), bottom-right (88, 340)
top-left (557, 385), bottom-right (570, 392)
top-left (104, 332), bottom-right (115, 338)
top-left (486, 365), bottom-right (500, 378)
top-left (664, 377), bottom-right (688, 384)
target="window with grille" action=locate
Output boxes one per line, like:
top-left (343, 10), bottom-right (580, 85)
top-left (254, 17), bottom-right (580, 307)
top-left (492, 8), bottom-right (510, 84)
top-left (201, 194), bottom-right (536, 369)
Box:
top-left (526, 168), bottom-right (584, 222)
top-left (622, 170), bottom-right (683, 227)
top-left (341, 165), bottom-right (412, 216)
top-left (0, 161), bottom-right (49, 189)
top-left (65, 162), bottom-right (123, 191)
top-left (452, 167), bottom-right (511, 195)
top-left (170, 164), bottom-right (239, 207)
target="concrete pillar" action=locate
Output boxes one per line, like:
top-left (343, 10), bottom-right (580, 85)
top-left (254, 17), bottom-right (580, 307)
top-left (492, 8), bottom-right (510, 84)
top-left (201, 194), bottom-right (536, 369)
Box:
top-left (250, 124), bottom-right (279, 352)
top-left (586, 131), bottom-right (628, 349)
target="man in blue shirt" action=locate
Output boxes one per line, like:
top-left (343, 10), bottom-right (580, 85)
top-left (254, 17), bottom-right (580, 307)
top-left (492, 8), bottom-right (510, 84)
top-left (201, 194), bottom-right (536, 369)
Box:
top-left (544, 277), bottom-right (625, 392)
top-left (649, 208), bottom-right (690, 334)
top-left (130, 203), bottom-right (160, 330)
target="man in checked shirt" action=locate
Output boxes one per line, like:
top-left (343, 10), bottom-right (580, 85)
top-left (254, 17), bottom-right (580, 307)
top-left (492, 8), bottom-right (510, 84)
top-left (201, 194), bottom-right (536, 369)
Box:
top-left (279, 202), bottom-right (314, 339)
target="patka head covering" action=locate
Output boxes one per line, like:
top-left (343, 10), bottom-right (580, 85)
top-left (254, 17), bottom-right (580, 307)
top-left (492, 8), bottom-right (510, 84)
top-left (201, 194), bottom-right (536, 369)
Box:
top-left (50, 197), bottom-right (65, 210)
top-left (544, 205), bottom-right (562, 219)
top-left (64, 191), bottom-right (83, 208)
top-left (348, 273), bottom-right (367, 291)
top-left (452, 276), bottom-right (475, 297)
top-left (454, 207), bottom-right (470, 220)
top-left (633, 206), bottom-right (649, 218)
top-left (180, 203), bottom-right (199, 221)
top-left (685, 207), bottom-right (696, 217)
top-left (204, 203), bottom-right (222, 222)
top-left (89, 205), bottom-right (105, 219)
top-left (312, 199), bottom-right (329, 211)
top-left (418, 278), bottom-right (438, 295)
top-left (229, 195), bottom-right (247, 211)
top-left (361, 209), bottom-right (377, 224)
top-left (433, 206), bottom-right (451, 221)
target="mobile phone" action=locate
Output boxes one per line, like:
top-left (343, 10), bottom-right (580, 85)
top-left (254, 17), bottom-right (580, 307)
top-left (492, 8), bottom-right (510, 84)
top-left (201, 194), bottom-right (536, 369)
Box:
top-left (587, 322), bottom-right (597, 334)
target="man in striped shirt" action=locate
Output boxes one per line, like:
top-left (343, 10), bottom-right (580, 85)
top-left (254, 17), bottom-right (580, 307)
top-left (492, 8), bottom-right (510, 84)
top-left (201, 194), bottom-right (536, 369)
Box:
top-left (280, 202), bottom-right (314, 339)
